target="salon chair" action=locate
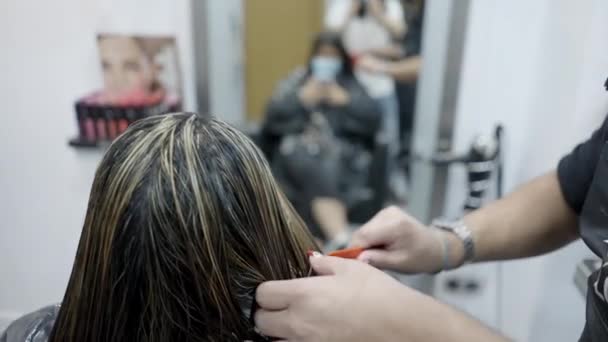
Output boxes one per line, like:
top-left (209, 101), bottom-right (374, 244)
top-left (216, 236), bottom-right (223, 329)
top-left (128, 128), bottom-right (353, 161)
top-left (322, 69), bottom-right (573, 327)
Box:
top-left (243, 124), bottom-right (390, 225)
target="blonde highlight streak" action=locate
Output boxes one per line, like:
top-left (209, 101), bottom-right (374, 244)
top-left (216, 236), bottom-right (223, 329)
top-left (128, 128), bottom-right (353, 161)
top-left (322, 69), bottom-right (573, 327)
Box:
top-left (181, 118), bottom-right (232, 317)
top-left (164, 121), bottom-right (189, 230)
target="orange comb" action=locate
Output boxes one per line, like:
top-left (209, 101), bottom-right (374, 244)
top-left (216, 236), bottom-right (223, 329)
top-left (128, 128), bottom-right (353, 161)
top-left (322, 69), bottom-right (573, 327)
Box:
top-left (328, 247), bottom-right (365, 259)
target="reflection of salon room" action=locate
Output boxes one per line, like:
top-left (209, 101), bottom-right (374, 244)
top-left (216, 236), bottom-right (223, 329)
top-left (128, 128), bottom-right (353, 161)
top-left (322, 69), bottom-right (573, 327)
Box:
top-left (2, 0), bottom-right (608, 341)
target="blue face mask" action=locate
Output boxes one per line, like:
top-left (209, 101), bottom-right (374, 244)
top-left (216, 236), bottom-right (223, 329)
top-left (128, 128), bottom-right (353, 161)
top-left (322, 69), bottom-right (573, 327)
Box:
top-left (311, 56), bottom-right (343, 82)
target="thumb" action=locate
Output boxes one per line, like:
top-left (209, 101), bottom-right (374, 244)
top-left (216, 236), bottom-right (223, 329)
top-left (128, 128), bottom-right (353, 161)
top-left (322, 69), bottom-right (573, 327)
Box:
top-left (310, 255), bottom-right (357, 276)
top-left (349, 219), bottom-right (392, 248)
top-left (350, 206), bottom-right (409, 248)
top-left (357, 249), bottom-right (400, 270)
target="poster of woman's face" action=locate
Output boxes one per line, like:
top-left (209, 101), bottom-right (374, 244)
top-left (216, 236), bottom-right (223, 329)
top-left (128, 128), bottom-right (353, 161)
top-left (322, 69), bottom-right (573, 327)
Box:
top-left (97, 34), bottom-right (181, 102)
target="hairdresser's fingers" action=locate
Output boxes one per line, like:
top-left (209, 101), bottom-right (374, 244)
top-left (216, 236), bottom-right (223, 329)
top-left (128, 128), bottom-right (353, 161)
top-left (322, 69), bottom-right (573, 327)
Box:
top-left (256, 280), bottom-right (302, 311)
top-left (350, 211), bottom-right (397, 248)
top-left (254, 309), bottom-right (291, 339)
top-left (357, 248), bottom-right (402, 270)
top-left (310, 255), bottom-right (361, 276)
top-left (350, 206), bottom-right (412, 248)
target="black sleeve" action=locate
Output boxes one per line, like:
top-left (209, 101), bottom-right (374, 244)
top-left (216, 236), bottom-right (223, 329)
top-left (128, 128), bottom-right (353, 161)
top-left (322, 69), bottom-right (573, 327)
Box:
top-left (262, 70), bottom-right (309, 137)
top-left (258, 70), bottom-right (309, 157)
top-left (263, 90), bottom-right (308, 136)
top-left (557, 117), bottom-right (608, 214)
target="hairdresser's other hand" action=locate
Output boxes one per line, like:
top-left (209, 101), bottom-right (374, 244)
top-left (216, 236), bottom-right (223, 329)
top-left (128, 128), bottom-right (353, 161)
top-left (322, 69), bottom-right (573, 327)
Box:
top-left (349, 206), bottom-right (444, 274)
top-left (348, 0), bottom-right (362, 18)
top-left (368, 0), bottom-right (386, 19)
top-left (255, 255), bottom-right (418, 341)
top-left (325, 82), bottom-right (350, 106)
top-left (357, 54), bottom-right (388, 74)
top-left (299, 78), bottom-right (325, 108)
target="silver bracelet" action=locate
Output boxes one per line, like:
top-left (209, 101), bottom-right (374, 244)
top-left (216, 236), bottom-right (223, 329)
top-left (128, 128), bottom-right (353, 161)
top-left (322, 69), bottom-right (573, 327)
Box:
top-left (431, 228), bottom-right (451, 273)
top-left (431, 219), bottom-right (476, 269)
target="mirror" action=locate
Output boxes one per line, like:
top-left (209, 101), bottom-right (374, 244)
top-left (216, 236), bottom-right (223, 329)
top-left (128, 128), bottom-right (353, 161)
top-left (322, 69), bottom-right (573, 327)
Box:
top-left (190, 0), bottom-right (501, 332)
top-left (198, 0), bottom-right (429, 244)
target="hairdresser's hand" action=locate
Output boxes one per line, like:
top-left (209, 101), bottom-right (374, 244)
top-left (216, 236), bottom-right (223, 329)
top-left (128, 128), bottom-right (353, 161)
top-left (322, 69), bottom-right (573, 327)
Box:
top-left (349, 206), bottom-right (445, 274)
top-left (357, 55), bottom-right (388, 74)
top-left (325, 82), bottom-right (350, 106)
top-left (256, 255), bottom-right (509, 342)
top-left (255, 255), bottom-right (415, 341)
top-left (368, 0), bottom-right (386, 19)
top-left (299, 78), bottom-right (325, 108)
top-left (348, 0), bottom-right (362, 18)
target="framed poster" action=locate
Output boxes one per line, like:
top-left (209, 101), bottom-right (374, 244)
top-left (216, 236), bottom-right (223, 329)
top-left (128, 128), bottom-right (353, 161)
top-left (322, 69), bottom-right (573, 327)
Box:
top-left (97, 34), bottom-right (182, 103)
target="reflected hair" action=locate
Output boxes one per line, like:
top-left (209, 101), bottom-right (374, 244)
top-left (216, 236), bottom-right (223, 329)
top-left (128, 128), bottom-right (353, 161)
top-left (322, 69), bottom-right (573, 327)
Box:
top-left (49, 113), bottom-right (318, 341)
top-left (307, 31), bottom-right (354, 78)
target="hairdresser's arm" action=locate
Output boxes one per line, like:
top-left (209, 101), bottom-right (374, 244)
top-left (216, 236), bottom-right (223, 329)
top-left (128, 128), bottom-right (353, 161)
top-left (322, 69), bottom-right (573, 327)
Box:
top-left (368, 0), bottom-right (406, 38)
top-left (384, 56), bottom-right (421, 82)
top-left (375, 17), bottom-right (406, 39)
top-left (255, 256), bottom-right (508, 342)
top-left (325, 1), bottom-right (359, 34)
top-left (466, 171), bottom-right (578, 263)
top-left (359, 55), bottom-right (422, 82)
top-left (351, 171), bottom-right (579, 273)
top-left (366, 44), bottom-right (404, 60)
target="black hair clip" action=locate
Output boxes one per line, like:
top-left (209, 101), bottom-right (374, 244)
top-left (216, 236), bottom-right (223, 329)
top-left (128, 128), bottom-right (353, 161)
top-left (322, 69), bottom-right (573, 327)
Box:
top-left (604, 77), bottom-right (608, 91)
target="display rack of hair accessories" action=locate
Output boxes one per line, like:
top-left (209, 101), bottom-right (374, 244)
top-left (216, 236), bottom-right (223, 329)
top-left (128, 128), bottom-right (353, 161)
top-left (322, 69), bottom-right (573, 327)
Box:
top-left (68, 90), bottom-right (181, 148)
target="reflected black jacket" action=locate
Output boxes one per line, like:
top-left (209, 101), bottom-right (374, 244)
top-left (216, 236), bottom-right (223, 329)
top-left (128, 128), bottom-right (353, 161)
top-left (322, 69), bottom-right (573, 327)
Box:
top-left (260, 68), bottom-right (381, 156)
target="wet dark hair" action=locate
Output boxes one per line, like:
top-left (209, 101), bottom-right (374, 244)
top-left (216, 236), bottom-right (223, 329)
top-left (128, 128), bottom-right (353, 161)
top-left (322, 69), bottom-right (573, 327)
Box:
top-left (49, 113), bottom-right (318, 341)
top-left (307, 31), bottom-right (354, 78)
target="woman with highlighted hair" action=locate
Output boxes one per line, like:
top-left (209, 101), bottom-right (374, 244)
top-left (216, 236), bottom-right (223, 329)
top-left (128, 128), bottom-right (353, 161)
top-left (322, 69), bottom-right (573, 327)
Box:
top-left (1, 113), bottom-right (318, 342)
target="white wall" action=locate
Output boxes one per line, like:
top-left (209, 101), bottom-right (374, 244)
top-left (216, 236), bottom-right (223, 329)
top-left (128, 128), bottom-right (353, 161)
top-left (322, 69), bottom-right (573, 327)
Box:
top-left (0, 0), bottom-right (194, 327)
top-left (444, 0), bottom-right (608, 340)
